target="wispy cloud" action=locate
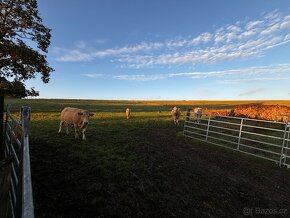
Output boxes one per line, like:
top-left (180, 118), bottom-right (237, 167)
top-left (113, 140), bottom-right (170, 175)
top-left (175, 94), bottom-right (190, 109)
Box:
top-left (82, 63), bottom-right (290, 82)
top-left (82, 73), bottom-right (106, 78)
top-left (81, 72), bottom-right (165, 81)
top-left (55, 10), bottom-right (290, 69)
top-left (170, 64), bottom-right (290, 80)
top-left (55, 42), bottom-right (163, 62)
top-left (112, 74), bottom-right (165, 81)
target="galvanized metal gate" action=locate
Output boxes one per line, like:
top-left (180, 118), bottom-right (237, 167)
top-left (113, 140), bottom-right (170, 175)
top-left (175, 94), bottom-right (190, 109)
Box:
top-left (184, 109), bottom-right (290, 168)
top-left (3, 105), bottom-right (34, 218)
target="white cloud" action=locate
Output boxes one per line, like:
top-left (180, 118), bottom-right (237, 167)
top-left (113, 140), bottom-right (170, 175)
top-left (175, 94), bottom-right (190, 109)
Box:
top-left (166, 38), bottom-right (187, 48)
top-left (82, 73), bottom-right (105, 78)
top-left (260, 23), bottom-right (280, 35)
top-left (55, 42), bottom-right (164, 62)
top-left (79, 63), bottom-right (290, 83)
top-left (55, 49), bottom-right (93, 62)
top-left (189, 32), bottom-right (213, 46)
top-left (245, 20), bottom-right (263, 30)
top-left (113, 74), bottom-right (166, 81)
top-left (170, 64), bottom-right (290, 83)
top-left (55, 10), bottom-right (290, 68)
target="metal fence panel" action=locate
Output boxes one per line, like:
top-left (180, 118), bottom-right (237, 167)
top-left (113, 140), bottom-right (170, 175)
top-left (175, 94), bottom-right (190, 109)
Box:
top-left (184, 109), bottom-right (290, 168)
top-left (3, 105), bottom-right (34, 218)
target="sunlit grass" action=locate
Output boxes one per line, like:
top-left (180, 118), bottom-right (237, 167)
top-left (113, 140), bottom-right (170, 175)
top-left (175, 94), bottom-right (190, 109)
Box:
top-left (5, 98), bottom-right (290, 112)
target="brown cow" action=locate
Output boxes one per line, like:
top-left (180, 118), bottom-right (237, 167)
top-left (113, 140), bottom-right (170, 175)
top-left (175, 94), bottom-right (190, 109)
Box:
top-left (58, 107), bottom-right (94, 140)
top-left (171, 106), bottom-right (181, 125)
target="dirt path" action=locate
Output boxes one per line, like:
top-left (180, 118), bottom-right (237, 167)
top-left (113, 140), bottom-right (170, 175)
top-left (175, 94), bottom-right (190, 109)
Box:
top-left (30, 124), bottom-right (290, 217)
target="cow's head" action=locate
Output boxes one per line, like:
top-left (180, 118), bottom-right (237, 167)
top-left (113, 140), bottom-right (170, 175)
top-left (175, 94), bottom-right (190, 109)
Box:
top-left (78, 111), bottom-right (94, 128)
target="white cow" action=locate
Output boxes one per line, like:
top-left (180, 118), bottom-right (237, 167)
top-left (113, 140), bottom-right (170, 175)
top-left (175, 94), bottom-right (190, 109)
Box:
top-left (193, 107), bottom-right (202, 122)
top-left (58, 107), bottom-right (94, 140)
top-left (171, 106), bottom-right (181, 125)
top-left (125, 108), bottom-right (131, 119)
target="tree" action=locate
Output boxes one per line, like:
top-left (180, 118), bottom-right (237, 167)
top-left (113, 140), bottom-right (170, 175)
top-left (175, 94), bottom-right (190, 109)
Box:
top-left (0, 0), bottom-right (53, 97)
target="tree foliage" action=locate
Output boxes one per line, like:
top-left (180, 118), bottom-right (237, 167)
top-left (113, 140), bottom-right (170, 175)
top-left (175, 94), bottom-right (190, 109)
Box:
top-left (0, 0), bottom-right (53, 97)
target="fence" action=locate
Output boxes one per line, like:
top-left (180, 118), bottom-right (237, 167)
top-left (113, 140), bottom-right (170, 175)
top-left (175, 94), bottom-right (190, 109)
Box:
top-left (184, 109), bottom-right (290, 168)
top-left (3, 105), bottom-right (34, 218)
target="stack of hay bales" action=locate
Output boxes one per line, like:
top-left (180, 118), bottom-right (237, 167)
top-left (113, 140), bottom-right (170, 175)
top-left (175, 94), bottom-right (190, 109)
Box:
top-left (229, 104), bottom-right (290, 121)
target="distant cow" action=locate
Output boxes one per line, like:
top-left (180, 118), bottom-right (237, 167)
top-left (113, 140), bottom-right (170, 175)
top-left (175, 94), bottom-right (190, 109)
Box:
top-left (193, 107), bottom-right (202, 122)
top-left (125, 108), bottom-right (131, 119)
top-left (58, 107), bottom-right (94, 140)
top-left (171, 106), bottom-right (181, 125)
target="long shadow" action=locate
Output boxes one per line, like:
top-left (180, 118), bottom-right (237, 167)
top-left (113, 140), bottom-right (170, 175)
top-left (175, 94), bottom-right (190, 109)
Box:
top-left (30, 116), bottom-right (290, 217)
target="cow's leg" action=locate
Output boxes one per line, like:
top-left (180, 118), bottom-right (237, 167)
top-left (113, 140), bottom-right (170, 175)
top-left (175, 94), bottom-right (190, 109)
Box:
top-left (74, 124), bottom-right (79, 139)
top-left (82, 125), bottom-right (88, 140)
top-left (82, 128), bottom-right (86, 140)
top-left (65, 124), bottom-right (69, 134)
top-left (58, 121), bottom-right (64, 133)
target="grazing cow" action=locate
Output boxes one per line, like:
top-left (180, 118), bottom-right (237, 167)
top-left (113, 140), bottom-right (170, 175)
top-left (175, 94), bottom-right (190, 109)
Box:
top-left (193, 107), bottom-right (202, 122)
top-left (171, 106), bottom-right (181, 125)
top-left (125, 108), bottom-right (131, 119)
top-left (58, 107), bottom-right (94, 140)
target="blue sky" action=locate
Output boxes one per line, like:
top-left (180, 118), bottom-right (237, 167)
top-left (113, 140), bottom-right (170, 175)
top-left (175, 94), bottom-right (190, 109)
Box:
top-left (28, 0), bottom-right (290, 100)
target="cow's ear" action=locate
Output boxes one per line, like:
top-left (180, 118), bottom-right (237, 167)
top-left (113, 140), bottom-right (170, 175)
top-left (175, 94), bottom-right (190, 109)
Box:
top-left (78, 112), bottom-right (83, 115)
top-left (89, 113), bottom-right (94, 116)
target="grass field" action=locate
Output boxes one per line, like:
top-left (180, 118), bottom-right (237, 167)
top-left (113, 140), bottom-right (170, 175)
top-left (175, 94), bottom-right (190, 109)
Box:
top-left (4, 99), bottom-right (290, 217)
top-left (5, 98), bottom-right (290, 112)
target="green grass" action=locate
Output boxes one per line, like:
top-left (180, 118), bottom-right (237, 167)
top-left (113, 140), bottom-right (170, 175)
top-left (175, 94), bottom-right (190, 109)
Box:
top-left (5, 98), bottom-right (290, 112)
top-left (4, 99), bottom-right (290, 217)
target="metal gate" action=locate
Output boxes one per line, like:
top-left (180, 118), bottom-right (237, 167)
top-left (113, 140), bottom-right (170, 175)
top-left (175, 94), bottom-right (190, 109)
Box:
top-left (3, 105), bottom-right (34, 218)
top-left (184, 109), bottom-right (290, 168)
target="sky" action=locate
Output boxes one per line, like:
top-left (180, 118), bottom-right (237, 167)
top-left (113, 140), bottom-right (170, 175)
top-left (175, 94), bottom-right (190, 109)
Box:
top-left (27, 0), bottom-right (290, 100)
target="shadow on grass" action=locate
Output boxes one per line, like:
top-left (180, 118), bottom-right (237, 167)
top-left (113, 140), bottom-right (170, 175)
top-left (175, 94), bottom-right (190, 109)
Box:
top-left (29, 113), bottom-right (290, 217)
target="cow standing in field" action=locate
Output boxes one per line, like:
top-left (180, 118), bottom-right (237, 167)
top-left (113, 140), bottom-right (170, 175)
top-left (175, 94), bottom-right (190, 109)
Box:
top-left (58, 107), bottom-right (94, 140)
top-left (193, 107), bottom-right (202, 122)
top-left (171, 106), bottom-right (181, 125)
top-left (126, 108), bottom-right (131, 120)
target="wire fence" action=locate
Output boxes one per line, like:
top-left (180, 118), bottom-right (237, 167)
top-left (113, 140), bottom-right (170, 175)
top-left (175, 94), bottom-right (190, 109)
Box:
top-left (184, 109), bottom-right (290, 168)
top-left (3, 105), bottom-right (34, 218)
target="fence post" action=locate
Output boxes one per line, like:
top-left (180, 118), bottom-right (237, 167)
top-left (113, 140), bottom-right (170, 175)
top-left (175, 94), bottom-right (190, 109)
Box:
top-left (283, 126), bottom-right (290, 166)
top-left (237, 118), bottom-right (244, 150)
top-left (205, 115), bottom-right (211, 141)
top-left (183, 109), bottom-right (191, 136)
top-left (20, 106), bottom-right (34, 218)
top-left (4, 105), bottom-right (9, 153)
top-left (280, 119), bottom-right (289, 167)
